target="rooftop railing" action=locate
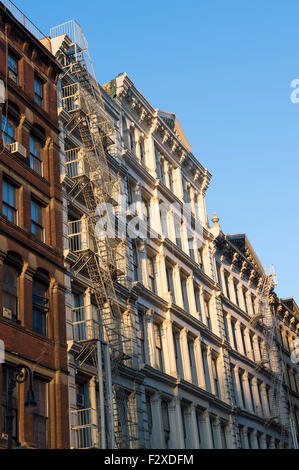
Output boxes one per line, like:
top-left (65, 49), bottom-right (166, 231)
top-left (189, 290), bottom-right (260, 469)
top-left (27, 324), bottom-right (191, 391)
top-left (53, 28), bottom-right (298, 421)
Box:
top-left (1, 0), bottom-right (46, 40)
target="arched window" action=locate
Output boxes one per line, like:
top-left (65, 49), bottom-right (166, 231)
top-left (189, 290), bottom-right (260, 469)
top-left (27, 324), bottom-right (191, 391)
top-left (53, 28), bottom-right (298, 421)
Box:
top-left (30, 125), bottom-right (45, 176)
top-left (32, 269), bottom-right (50, 336)
top-left (2, 252), bottom-right (23, 323)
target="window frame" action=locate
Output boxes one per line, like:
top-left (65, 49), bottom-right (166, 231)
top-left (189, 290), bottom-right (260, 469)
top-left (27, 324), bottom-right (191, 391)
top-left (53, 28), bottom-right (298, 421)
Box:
top-left (2, 178), bottom-right (18, 225)
top-left (31, 198), bottom-right (45, 243)
top-left (8, 50), bottom-right (19, 84)
top-left (34, 74), bottom-right (44, 109)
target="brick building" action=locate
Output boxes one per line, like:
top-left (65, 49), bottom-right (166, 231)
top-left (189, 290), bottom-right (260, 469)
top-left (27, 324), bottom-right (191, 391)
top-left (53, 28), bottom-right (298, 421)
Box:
top-left (0, 1), bottom-right (69, 448)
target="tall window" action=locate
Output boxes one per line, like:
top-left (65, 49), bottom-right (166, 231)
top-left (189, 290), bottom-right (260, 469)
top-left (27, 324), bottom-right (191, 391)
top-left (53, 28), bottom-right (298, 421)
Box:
top-left (3, 263), bottom-right (19, 322)
top-left (2, 179), bottom-right (18, 224)
top-left (139, 140), bottom-right (145, 164)
top-left (182, 177), bottom-right (190, 204)
top-left (138, 314), bottom-right (146, 362)
top-left (8, 51), bottom-right (19, 84)
top-left (132, 242), bottom-right (139, 282)
top-left (240, 327), bottom-right (247, 355)
top-left (194, 286), bottom-right (202, 321)
top-left (210, 416), bottom-right (216, 448)
top-left (146, 395), bottom-right (153, 446)
top-left (249, 334), bottom-right (256, 361)
top-left (166, 266), bottom-right (175, 302)
top-left (216, 263), bottom-right (222, 290)
top-left (30, 135), bottom-right (43, 175)
top-left (34, 75), bottom-right (44, 108)
top-left (154, 323), bottom-right (163, 370)
top-left (204, 298), bottom-right (212, 330)
top-left (2, 113), bottom-right (16, 145)
top-left (147, 256), bottom-right (156, 293)
top-left (33, 378), bottom-right (48, 448)
top-left (248, 377), bottom-right (256, 412)
top-left (212, 358), bottom-right (221, 398)
top-left (2, 366), bottom-right (18, 446)
top-left (231, 320), bottom-right (238, 350)
top-left (198, 248), bottom-right (204, 271)
top-left (243, 288), bottom-right (248, 313)
top-left (202, 346), bottom-right (211, 393)
top-left (234, 282), bottom-right (239, 306)
top-left (181, 276), bottom-right (190, 313)
top-left (251, 295), bottom-right (256, 315)
top-left (32, 277), bottom-right (49, 336)
top-left (224, 273), bottom-right (230, 299)
top-left (161, 401), bottom-right (170, 448)
top-left (223, 312), bottom-right (230, 342)
top-left (31, 199), bottom-right (44, 242)
top-left (220, 423), bottom-right (227, 449)
top-left (257, 382), bottom-right (264, 415)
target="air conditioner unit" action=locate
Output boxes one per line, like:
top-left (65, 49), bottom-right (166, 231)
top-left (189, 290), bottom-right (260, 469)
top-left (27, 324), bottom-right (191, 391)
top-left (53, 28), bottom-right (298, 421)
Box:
top-left (3, 307), bottom-right (13, 320)
top-left (76, 393), bottom-right (85, 408)
top-left (10, 142), bottom-right (27, 158)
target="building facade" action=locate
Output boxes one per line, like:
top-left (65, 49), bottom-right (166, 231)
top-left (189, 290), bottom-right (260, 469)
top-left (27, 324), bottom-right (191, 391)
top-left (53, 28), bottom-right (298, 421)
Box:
top-left (0, 2), bottom-right (69, 449)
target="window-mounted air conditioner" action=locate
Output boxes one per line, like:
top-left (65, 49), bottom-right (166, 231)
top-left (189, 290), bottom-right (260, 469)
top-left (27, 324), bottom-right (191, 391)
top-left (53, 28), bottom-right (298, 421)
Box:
top-left (3, 307), bottom-right (13, 320)
top-left (10, 142), bottom-right (27, 158)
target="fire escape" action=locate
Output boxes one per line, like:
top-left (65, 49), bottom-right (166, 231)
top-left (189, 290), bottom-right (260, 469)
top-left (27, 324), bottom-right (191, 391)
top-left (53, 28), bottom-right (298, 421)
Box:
top-left (50, 21), bottom-right (138, 449)
top-left (249, 270), bottom-right (291, 444)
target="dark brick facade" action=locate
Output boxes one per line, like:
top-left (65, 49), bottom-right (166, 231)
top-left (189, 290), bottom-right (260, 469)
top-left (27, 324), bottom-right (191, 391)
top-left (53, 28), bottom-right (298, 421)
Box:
top-left (0, 2), bottom-right (69, 449)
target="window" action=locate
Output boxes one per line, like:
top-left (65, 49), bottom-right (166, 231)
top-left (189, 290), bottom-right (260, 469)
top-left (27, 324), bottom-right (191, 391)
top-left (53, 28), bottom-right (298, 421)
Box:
top-left (181, 276), bottom-right (190, 313)
top-left (243, 288), bottom-right (248, 313)
top-left (155, 149), bottom-right (164, 181)
top-left (251, 295), bottom-right (256, 315)
top-left (146, 395), bottom-right (153, 445)
top-left (2, 179), bottom-right (17, 224)
top-left (223, 312), bottom-right (230, 342)
top-left (224, 273), bottom-right (230, 299)
top-left (202, 346), bottom-right (211, 393)
top-left (30, 135), bottom-right (43, 175)
top-left (32, 277), bottom-right (49, 336)
top-left (8, 51), bottom-right (18, 84)
top-left (216, 263), bottom-right (222, 289)
top-left (204, 298), bottom-right (212, 330)
top-left (2, 113), bottom-right (16, 145)
top-left (138, 314), bottom-right (146, 362)
top-left (198, 248), bottom-right (204, 271)
top-left (210, 416), bottom-right (216, 448)
top-left (212, 358), bottom-right (221, 398)
top-left (147, 256), bottom-right (156, 293)
top-left (132, 242), bottom-right (139, 282)
top-left (257, 382), bottom-right (264, 415)
top-left (247, 430), bottom-right (252, 449)
top-left (248, 377), bottom-right (256, 412)
top-left (249, 334), bottom-right (256, 361)
top-left (72, 293), bottom-right (86, 342)
top-left (154, 323), bottom-right (163, 370)
top-left (220, 424), bottom-right (227, 449)
top-left (33, 378), bottom-right (48, 448)
top-left (231, 320), bottom-right (238, 350)
top-left (194, 286), bottom-right (202, 321)
top-left (161, 401), bottom-right (170, 448)
top-left (2, 366), bottom-right (18, 446)
top-left (139, 140), bottom-right (145, 164)
top-left (181, 405), bottom-right (188, 448)
top-left (3, 263), bottom-right (19, 322)
top-left (188, 340), bottom-right (197, 385)
top-left (234, 282), bottom-right (239, 306)
top-left (166, 266), bottom-right (175, 302)
top-left (182, 177), bottom-right (190, 204)
top-left (34, 75), bottom-right (44, 108)
top-left (240, 327), bottom-right (247, 355)
top-left (31, 199), bottom-right (44, 242)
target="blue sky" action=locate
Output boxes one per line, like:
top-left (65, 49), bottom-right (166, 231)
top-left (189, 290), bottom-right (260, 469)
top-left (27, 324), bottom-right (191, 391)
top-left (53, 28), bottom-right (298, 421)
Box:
top-left (14, 0), bottom-right (299, 303)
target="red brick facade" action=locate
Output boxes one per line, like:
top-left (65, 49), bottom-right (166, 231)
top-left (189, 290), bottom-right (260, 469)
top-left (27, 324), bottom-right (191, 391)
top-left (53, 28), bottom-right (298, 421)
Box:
top-left (0, 3), bottom-right (69, 448)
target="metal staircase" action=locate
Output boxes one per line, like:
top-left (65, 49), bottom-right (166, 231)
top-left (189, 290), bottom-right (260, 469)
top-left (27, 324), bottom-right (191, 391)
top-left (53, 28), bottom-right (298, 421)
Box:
top-left (50, 20), bottom-right (138, 449)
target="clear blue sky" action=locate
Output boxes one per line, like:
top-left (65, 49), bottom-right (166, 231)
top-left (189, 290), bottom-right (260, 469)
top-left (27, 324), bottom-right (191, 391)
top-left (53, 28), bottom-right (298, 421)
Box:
top-left (14, 0), bottom-right (299, 303)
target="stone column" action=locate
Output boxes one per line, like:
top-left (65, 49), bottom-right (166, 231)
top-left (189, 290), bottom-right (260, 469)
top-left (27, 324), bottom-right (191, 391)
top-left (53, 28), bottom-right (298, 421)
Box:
top-left (150, 194), bottom-right (161, 234)
top-left (253, 334), bottom-right (262, 363)
top-left (237, 285), bottom-right (246, 312)
top-left (180, 328), bottom-right (192, 382)
top-left (260, 383), bottom-right (271, 417)
top-left (199, 286), bottom-right (207, 324)
top-left (260, 434), bottom-right (267, 449)
top-left (252, 377), bottom-right (262, 416)
top-left (151, 392), bottom-right (165, 448)
top-left (226, 314), bottom-right (235, 347)
top-left (246, 291), bottom-right (254, 316)
top-left (156, 252), bottom-right (169, 300)
top-left (168, 397), bottom-right (185, 449)
top-left (162, 318), bottom-right (177, 377)
top-left (188, 404), bottom-right (200, 448)
top-left (194, 336), bottom-right (206, 390)
top-left (200, 410), bottom-right (213, 449)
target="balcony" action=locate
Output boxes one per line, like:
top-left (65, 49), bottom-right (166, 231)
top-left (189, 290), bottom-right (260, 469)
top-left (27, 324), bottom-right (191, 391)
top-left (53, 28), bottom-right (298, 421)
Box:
top-left (72, 308), bottom-right (100, 342)
top-left (71, 408), bottom-right (99, 449)
top-left (66, 148), bottom-right (88, 178)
